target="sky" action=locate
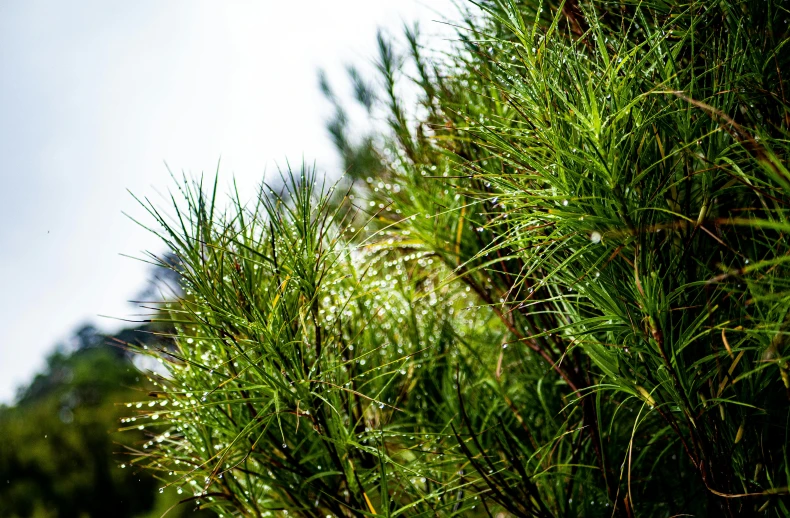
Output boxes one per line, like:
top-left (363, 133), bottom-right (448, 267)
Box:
top-left (0, 0), bottom-right (458, 403)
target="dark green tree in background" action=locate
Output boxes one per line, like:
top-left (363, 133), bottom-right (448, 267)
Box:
top-left (0, 268), bottom-right (211, 517)
top-left (0, 325), bottom-right (156, 518)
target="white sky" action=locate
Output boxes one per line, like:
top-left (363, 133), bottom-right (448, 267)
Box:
top-left (0, 0), bottom-right (458, 403)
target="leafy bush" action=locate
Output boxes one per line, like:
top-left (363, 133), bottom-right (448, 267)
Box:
top-left (129, 1), bottom-right (790, 516)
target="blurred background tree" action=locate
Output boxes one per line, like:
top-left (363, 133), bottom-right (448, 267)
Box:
top-left (0, 258), bottom-right (209, 518)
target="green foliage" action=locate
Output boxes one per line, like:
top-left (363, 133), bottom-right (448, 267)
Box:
top-left (0, 325), bottom-right (211, 518)
top-left (132, 1), bottom-right (790, 516)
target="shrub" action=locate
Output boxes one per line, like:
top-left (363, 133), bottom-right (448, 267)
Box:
top-left (128, 1), bottom-right (790, 516)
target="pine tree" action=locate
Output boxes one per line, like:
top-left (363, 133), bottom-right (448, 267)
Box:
top-left (128, 1), bottom-right (790, 516)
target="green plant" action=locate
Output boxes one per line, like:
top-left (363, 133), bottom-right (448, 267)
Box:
top-left (0, 324), bottom-right (209, 518)
top-left (129, 1), bottom-right (790, 516)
